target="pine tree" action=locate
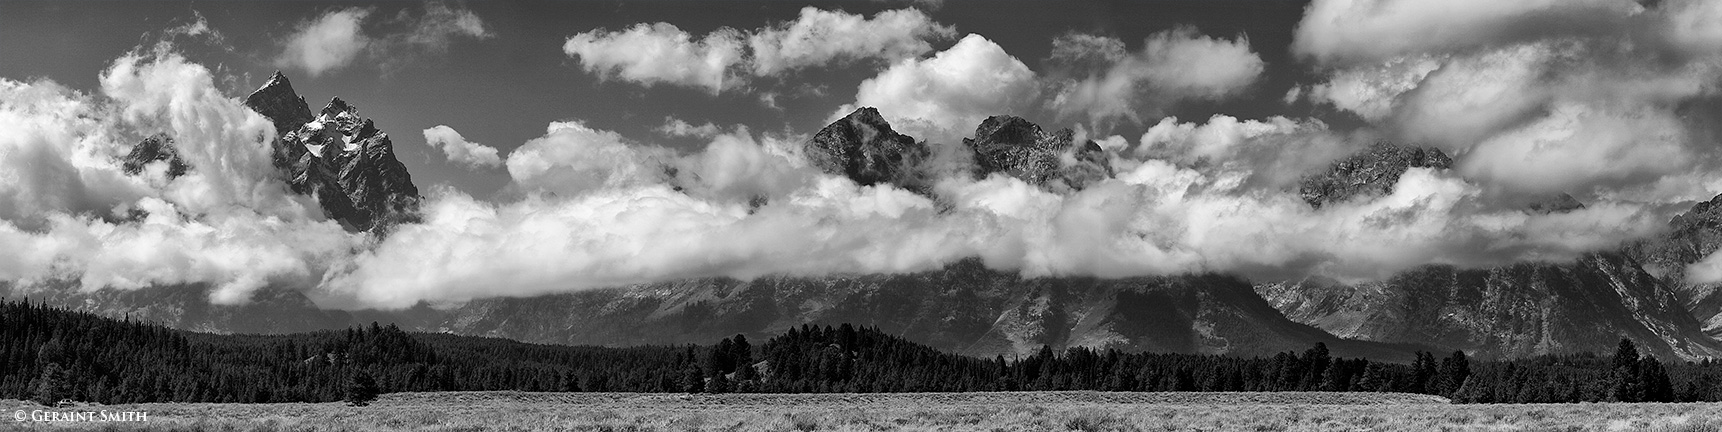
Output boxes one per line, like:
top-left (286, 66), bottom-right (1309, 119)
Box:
top-left (1638, 357), bottom-right (1674, 402)
top-left (681, 366), bottom-right (705, 394)
top-left (1439, 350), bottom-right (1469, 396)
top-left (32, 362), bottom-right (68, 405)
top-left (345, 371), bottom-right (379, 407)
top-left (1611, 338), bottom-right (1642, 402)
top-left (708, 373), bottom-right (731, 394)
top-left (1301, 343), bottom-right (1331, 390)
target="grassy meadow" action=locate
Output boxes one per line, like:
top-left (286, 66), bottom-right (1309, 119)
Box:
top-left (3, 391), bottom-right (1721, 431)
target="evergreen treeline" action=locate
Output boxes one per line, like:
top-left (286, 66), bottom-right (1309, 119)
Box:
top-left (1, 300), bottom-right (688, 403)
top-left (0, 300), bottom-right (1711, 404)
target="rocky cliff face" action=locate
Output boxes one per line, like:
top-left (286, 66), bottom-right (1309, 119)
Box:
top-left (1256, 253), bottom-right (1721, 360)
top-left (243, 72), bottom-right (420, 233)
top-left (1626, 194), bottom-right (1722, 334)
top-left (963, 116), bottom-right (1110, 192)
top-left (120, 133), bottom-right (188, 179)
top-left (1265, 142), bottom-right (1722, 360)
top-left (806, 107), bottom-right (933, 194)
top-left (1298, 142), bottom-right (1451, 208)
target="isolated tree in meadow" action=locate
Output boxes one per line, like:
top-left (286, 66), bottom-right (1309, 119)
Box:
top-left (345, 371), bottom-right (379, 407)
top-left (708, 373), bottom-right (731, 394)
top-left (32, 362), bottom-right (69, 405)
top-left (1438, 350), bottom-right (1469, 396)
top-left (1302, 343), bottom-right (1331, 390)
top-left (682, 366), bottom-right (705, 394)
top-left (1611, 338), bottom-right (1642, 402)
top-left (1638, 357), bottom-right (1674, 402)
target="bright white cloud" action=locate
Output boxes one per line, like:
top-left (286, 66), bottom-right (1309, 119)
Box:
top-left (837, 33), bottom-right (1040, 143)
top-left (748, 7), bottom-right (955, 75)
top-left (8, 6), bottom-right (1715, 311)
top-left (1048, 28), bottom-right (1263, 128)
top-left (563, 23), bottom-right (746, 94)
top-left (0, 49), bottom-right (352, 305)
top-left (563, 7), bottom-right (952, 94)
top-left (1136, 115), bottom-right (1347, 189)
top-left (422, 125), bottom-right (501, 169)
top-left (504, 121), bottom-right (675, 197)
top-left (1295, 0), bottom-right (1722, 196)
top-left (276, 8), bottom-right (372, 77)
top-left (1293, 0), bottom-right (1638, 64)
top-left (1460, 103), bottom-right (1691, 195)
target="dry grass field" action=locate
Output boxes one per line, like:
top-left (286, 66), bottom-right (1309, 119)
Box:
top-left (2, 391), bottom-right (1720, 432)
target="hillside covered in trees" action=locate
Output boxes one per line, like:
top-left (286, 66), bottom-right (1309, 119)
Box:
top-left (0, 300), bottom-right (1715, 404)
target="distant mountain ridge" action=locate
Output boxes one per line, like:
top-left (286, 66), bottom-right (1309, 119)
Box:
top-left (26, 73), bottom-right (1722, 362)
top-left (1262, 142), bottom-right (1722, 360)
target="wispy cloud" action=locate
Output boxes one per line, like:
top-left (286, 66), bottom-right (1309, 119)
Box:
top-left (275, 3), bottom-right (492, 77)
top-left (563, 7), bottom-right (955, 94)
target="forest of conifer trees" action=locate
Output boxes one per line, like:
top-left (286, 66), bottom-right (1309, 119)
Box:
top-left (1, 300), bottom-right (1717, 405)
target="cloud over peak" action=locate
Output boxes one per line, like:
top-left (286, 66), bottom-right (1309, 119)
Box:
top-left (1047, 28), bottom-right (1264, 129)
top-left (1294, 0), bottom-right (1722, 197)
top-left (839, 33), bottom-right (1039, 143)
top-left (276, 8), bottom-right (372, 77)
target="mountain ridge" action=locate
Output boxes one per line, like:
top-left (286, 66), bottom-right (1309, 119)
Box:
top-left (58, 75), bottom-right (1722, 362)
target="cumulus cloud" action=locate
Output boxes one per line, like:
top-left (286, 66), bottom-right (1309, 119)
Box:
top-left (276, 8), bottom-right (372, 77)
top-left (1, 47), bottom-right (352, 304)
top-left (1047, 29), bottom-right (1264, 129)
top-left (422, 125), bottom-right (502, 169)
top-left (503, 121), bottom-right (676, 197)
top-left (563, 7), bottom-right (953, 94)
top-left (1135, 115), bottom-right (1348, 189)
top-left (748, 7), bottom-right (955, 75)
top-left (836, 33), bottom-right (1040, 143)
top-left (563, 23), bottom-right (746, 94)
top-left (1294, 0), bottom-right (1722, 197)
top-left (8, 5), bottom-right (1713, 311)
top-left (276, 3), bottom-right (491, 77)
top-left (316, 121), bottom-right (1664, 307)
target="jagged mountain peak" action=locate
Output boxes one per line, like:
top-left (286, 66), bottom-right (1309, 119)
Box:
top-left (963, 114), bottom-right (1108, 192)
top-left (237, 71), bottom-right (420, 234)
top-left (972, 115), bottom-right (1067, 150)
top-left (806, 106), bottom-right (932, 194)
top-left (257, 70), bottom-right (291, 93)
top-left (245, 72), bottom-right (313, 135)
top-left (319, 97), bottom-right (355, 119)
top-left (1298, 142), bottom-right (1453, 209)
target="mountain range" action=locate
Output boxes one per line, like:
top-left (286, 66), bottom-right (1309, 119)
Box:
top-left (7, 72), bottom-right (1722, 362)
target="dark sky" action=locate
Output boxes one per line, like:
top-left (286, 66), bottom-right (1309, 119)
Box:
top-left (0, 0), bottom-right (1314, 199)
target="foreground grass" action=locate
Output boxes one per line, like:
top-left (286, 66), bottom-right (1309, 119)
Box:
top-left (2, 391), bottom-right (1720, 431)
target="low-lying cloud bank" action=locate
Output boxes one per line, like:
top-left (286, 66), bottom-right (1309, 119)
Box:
top-left (3, 0), bottom-right (1720, 309)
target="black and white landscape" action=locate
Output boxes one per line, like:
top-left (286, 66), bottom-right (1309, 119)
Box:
top-left (4, 0), bottom-right (1722, 429)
